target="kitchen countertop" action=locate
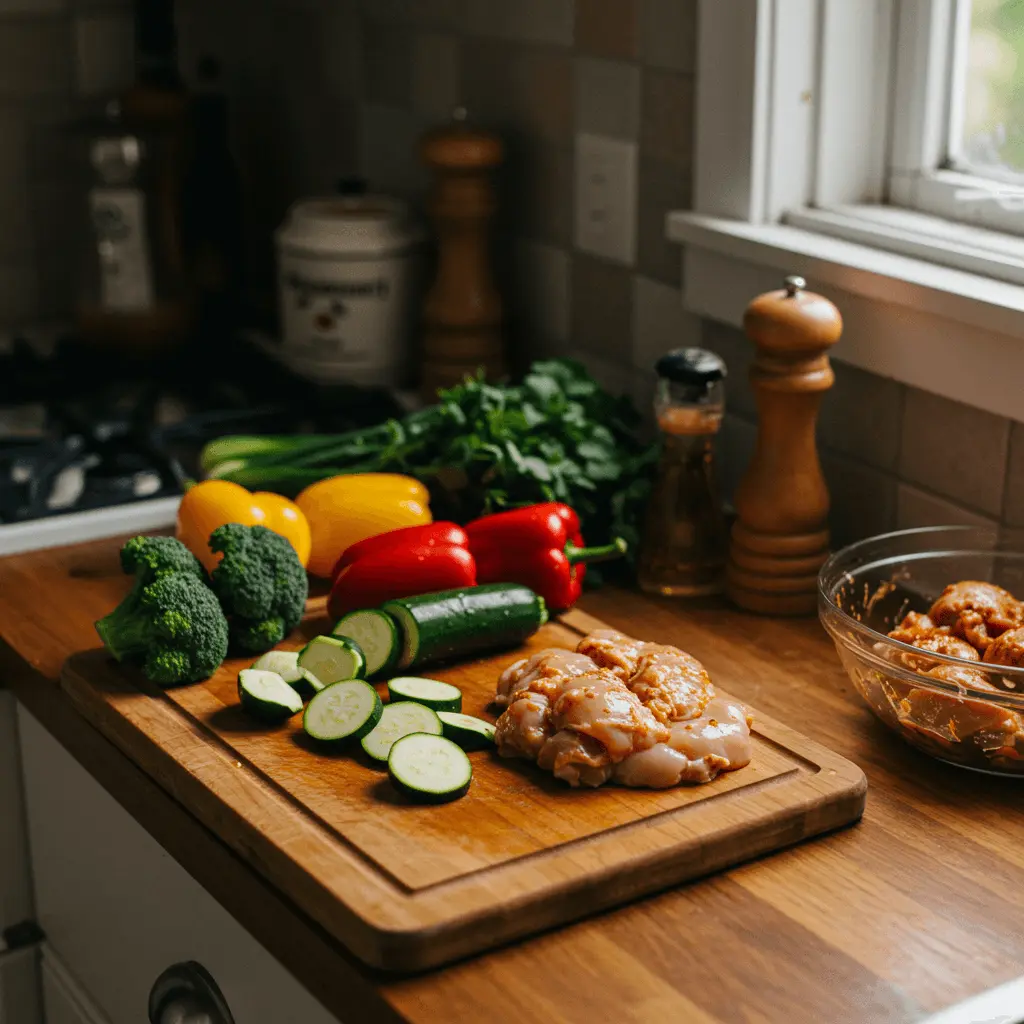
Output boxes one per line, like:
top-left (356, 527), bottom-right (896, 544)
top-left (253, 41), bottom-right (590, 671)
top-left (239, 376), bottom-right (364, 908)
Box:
top-left (2, 536), bottom-right (1024, 1023)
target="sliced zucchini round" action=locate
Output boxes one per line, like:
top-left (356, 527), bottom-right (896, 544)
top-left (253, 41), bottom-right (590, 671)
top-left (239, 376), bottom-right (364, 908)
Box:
top-left (251, 650), bottom-right (324, 697)
top-left (251, 649), bottom-right (302, 682)
top-left (333, 609), bottom-right (400, 676)
top-left (437, 711), bottom-right (496, 751)
top-left (298, 635), bottom-right (365, 685)
top-left (360, 701), bottom-right (442, 763)
top-left (303, 680), bottom-right (383, 742)
top-left (387, 676), bottom-right (462, 712)
top-left (238, 669), bottom-right (303, 723)
top-left (388, 733), bottom-right (472, 803)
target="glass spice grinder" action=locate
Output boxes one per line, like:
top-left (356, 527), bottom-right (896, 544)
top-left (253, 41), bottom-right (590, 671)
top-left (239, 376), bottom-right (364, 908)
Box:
top-left (637, 348), bottom-right (729, 597)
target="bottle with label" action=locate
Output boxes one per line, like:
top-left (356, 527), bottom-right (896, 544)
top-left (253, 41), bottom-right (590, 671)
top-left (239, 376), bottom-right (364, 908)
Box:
top-left (75, 0), bottom-right (194, 353)
top-left (76, 102), bottom-right (194, 354)
top-left (637, 348), bottom-right (729, 597)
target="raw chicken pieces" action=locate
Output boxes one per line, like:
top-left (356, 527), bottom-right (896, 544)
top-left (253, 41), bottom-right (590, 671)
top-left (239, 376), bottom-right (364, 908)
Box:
top-left (495, 649), bottom-right (601, 706)
top-left (926, 581), bottom-right (1024, 652)
top-left (493, 630), bottom-right (753, 789)
top-left (882, 596), bottom-right (1024, 768)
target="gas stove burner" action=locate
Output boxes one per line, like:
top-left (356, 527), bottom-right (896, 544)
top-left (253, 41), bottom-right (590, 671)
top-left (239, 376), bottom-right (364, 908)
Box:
top-left (0, 330), bottom-right (409, 531)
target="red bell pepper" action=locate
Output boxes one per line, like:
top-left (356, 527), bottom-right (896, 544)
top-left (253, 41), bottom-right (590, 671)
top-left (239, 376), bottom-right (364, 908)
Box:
top-left (464, 502), bottom-right (626, 611)
top-left (328, 536), bottom-right (476, 620)
top-left (330, 522), bottom-right (469, 582)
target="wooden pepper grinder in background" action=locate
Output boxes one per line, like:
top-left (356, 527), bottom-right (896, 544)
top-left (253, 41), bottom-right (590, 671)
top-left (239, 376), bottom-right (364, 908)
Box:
top-left (419, 109), bottom-right (505, 399)
top-left (726, 276), bottom-right (843, 616)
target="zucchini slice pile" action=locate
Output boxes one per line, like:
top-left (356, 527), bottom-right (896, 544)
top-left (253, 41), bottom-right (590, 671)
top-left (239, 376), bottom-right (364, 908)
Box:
top-left (234, 582), bottom-right (542, 803)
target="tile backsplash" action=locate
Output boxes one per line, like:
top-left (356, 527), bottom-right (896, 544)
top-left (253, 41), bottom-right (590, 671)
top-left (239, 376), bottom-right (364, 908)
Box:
top-left (0, 0), bottom-right (1018, 547)
top-left (703, 319), bottom-right (1020, 548)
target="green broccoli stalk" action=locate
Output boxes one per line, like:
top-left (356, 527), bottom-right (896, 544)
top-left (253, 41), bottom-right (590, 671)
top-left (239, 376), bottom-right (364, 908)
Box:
top-left (208, 523), bottom-right (309, 654)
top-left (94, 535), bottom-right (210, 656)
top-left (95, 571), bottom-right (229, 685)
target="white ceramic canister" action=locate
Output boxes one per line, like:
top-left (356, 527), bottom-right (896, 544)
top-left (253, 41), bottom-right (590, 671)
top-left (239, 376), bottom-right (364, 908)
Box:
top-left (275, 195), bottom-right (424, 387)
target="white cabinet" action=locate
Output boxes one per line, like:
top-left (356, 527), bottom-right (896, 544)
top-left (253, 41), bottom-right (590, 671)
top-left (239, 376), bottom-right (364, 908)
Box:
top-left (17, 706), bottom-right (343, 1024)
top-left (0, 691), bottom-right (42, 1024)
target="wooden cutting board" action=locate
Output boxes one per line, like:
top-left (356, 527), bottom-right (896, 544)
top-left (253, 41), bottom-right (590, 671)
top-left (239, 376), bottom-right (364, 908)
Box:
top-left (61, 606), bottom-right (866, 971)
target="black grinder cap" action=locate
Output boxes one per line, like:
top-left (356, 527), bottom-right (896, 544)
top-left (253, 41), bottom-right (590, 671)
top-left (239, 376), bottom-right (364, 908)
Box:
top-left (655, 347), bottom-right (727, 385)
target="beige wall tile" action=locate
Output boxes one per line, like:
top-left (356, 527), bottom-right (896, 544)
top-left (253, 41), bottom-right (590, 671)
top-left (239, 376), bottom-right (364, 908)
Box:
top-left (25, 98), bottom-right (93, 183)
top-left (631, 273), bottom-right (699, 371)
top-left (463, 43), bottom-right (571, 144)
top-left (363, 21), bottom-right (412, 106)
top-left (898, 387), bottom-right (1010, 517)
top-left (508, 141), bottom-right (574, 247)
top-left (0, 19), bottom-right (71, 96)
top-left (897, 483), bottom-right (997, 530)
top-left (412, 32), bottom-right (461, 118)
top-left (73, 13), bottom-right (133, 96)
top-left (823, 453), bottom-right (898, 548)
top-left (1003, 422), bottom-right (1024, 527)
top-left (0, 0), bottom-right (64, 12)
top-left (464, 0), bottom-right (574, 47)
top-left (640, 68), bottom-right (694, 168)
top-left (570, 253), bottom-right (632, 361)
top-left (358, 102), bottom-right (431, 199)
top-left (514, 49), bottom-right (572, 144)
top-left (515, 239), bottom-right (570, 349)
top-left (31, 179), bottom-right (80, 320)
top-left (0, 110), bottom-right (33, 258)
top-left (359, 0), bottom-right (460, 29)
top-left (700, 318), bottom-right (756, 421)
top-left (636, 156), bottom-right (690, 284)
top-left (630, 365), bottom-right (658, 438)
top-left (575, 57), bottom-right (640, 141)
top-left (575, 0), bottom-right (637, 59)
top-left (0, 261), bottom-right (40, 325)
top-left (566, 347), bottom-right (632, 396)
top-left (639, 0), bottom-right (696, 72)
top-left (819, 362), bottom-right (904, 471)
top-left (460, 37), bottom-right (511, 122)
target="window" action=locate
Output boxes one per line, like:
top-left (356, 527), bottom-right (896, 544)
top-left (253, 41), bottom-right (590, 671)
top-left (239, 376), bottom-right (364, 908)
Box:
top-left (951, 0), bottom-right (1024, 184)
top-left (666, 0), bottom-right (1024, 423)
top-left (886, 0), bottom-right (1024, 240)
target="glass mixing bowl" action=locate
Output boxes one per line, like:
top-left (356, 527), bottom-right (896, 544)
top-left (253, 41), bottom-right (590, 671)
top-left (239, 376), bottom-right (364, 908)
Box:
top-left (818, 526), bottom-right (1024, 775)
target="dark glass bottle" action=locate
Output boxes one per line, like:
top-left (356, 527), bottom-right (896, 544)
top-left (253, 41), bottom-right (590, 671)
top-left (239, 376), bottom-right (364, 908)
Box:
top-left (185, 57), bottom-right (244, 335)
top-left (637, 348), bottom-right (729, 597)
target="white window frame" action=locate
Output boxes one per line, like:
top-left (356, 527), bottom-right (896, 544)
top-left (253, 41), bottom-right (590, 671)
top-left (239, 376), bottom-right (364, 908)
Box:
top-left (667, 0), bottom-right (1024, 423)
top-left (888, 0), bottom-right (1024, 235)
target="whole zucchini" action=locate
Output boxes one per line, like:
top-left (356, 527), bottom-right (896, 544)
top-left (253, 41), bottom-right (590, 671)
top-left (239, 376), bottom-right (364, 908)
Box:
top-left (382, 583), bottom-right (547, 669)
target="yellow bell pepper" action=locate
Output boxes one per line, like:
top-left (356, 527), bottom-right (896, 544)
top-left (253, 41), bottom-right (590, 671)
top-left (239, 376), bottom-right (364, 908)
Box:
top-left (177, 480), bottom-right (312, 571)
top-left (295, 473), bottom-right (432, 578)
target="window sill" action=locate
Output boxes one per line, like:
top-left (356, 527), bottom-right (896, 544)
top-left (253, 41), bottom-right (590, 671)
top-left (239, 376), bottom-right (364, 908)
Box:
top-left (666, 210), bottom-right (1024, 423)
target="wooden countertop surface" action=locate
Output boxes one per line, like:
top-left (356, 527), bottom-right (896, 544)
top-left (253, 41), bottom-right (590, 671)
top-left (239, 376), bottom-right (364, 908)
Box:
top-left (2, 536), bottom-right (1023, 1023)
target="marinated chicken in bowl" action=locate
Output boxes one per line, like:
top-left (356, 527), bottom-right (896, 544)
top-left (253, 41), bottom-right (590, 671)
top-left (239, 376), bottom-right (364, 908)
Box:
top-left (874, 583), bottom-right (1024, 769)
top-left (493, 630), bottom-right (753, 788)
top-left (819, 527), bottom-right (1024, 777)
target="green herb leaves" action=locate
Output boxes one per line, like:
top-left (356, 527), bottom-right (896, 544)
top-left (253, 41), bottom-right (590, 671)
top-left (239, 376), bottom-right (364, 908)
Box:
top-left (202, 359), bottom-right (659, 561)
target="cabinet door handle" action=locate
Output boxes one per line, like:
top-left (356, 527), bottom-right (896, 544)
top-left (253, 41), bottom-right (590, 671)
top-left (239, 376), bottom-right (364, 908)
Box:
top-left (148, 961), bottom-right (236, 1024)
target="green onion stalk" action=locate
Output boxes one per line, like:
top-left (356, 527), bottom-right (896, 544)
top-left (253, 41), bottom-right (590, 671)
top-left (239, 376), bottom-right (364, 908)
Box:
top-left (198, 359), bottom-right (659, 560)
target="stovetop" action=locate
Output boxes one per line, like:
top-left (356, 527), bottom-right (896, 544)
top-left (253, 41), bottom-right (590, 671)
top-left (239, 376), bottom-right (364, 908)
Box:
top-left (0, 332), bottom-right (404, 526)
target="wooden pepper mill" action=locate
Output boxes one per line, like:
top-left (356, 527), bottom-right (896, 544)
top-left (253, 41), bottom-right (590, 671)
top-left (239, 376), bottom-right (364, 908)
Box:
top-left (726, 275), bottom-right (842, 616)
top-left (419, 109), bottom-right (505, 399)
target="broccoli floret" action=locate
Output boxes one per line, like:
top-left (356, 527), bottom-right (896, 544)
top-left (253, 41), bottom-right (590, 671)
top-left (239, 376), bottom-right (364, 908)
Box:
top-left (119, 534), bottom-right (206, 582)
top-left (95, 572), bottom-right (229, 685)
top-left (208, 523), bottom-right (308, 654)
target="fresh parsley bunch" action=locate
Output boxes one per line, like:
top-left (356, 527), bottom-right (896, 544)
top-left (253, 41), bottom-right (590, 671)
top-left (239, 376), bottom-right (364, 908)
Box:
top-left (202, 359), bottom-right (659, 561)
